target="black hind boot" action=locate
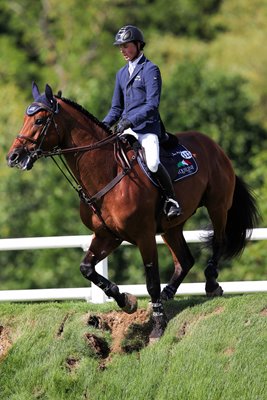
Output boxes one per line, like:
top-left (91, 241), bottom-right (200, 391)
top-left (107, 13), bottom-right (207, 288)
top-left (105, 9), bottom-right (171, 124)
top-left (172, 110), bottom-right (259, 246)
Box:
top-left (153, 164), bottom-right (182, 219)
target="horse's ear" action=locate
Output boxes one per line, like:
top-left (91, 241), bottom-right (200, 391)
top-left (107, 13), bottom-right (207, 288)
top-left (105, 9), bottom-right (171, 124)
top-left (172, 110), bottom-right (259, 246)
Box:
top-left (32, 81), bottom-right (40, 100)
top-left (45, 84), bottom-right (54, 102)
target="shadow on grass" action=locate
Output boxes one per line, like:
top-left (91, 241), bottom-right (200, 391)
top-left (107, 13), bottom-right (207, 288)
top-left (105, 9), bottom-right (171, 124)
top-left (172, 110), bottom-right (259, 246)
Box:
top-left (163, 296), bottom-right (207, 321)
top-left (163, 294), bottom-right (241, 321)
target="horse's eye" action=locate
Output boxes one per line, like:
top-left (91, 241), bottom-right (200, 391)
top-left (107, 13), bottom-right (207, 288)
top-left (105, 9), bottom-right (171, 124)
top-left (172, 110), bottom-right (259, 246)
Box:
top-left (35, 117), bottom-right (46, 126)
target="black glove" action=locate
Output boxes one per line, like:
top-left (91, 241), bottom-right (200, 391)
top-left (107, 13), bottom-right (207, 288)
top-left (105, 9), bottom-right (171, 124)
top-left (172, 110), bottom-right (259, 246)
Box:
top-left (116, 119), bottom-right (132, 134)
top-left (102, 121), bottom-right (111, 131)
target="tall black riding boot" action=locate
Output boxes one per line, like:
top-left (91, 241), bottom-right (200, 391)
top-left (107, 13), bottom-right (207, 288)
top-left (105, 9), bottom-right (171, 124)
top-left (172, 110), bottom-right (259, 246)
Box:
top-left (153, 164), bottom-right (182, 219)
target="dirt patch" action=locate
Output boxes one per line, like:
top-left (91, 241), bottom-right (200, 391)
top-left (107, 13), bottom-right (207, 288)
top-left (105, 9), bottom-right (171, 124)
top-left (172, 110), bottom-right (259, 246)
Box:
top-left (200, 306), bottom-right (225, 321)
top-left (65, 356), bottom-right (80, 372)
top-left (85, 333), bottom-right (110, 358)
top-left (175, 306), bottom-right (225, 342)
top-left (101, 309), bottom-right (150, 354)
top-left (223, 347), bottom-right (235, 356)
top-left (260, 307), bottom-right (267, 317)
top-left (0, 325), bottom-right (12, 361)
top-left (57, 313), bottom-right (71, 337)
top-left (210, 306), bottom-right (225, 316)
top-left (85, 309), bottom-right (151, 363)
top-left (176, 321), bottom-right (188, 341)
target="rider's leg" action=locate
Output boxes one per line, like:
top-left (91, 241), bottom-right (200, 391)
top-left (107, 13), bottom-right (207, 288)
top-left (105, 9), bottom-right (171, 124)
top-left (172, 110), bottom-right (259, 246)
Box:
top-left (153, 163), bottom-right (182, 219)
top-left (140, 133), bottom-right (182, 219)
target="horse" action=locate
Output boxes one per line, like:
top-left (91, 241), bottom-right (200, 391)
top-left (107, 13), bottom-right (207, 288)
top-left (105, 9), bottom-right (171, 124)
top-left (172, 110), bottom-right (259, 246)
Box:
top-left (6, 82), bottom-right (259, 341)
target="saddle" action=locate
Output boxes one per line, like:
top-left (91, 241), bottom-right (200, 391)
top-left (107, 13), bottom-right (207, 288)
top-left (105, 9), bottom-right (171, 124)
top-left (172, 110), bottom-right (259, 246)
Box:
top-left (123, 132), bottom-right (198, 185)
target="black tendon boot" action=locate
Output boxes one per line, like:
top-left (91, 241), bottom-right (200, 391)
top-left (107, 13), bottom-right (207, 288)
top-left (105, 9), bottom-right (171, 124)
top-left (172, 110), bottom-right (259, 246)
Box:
top-left (153, 164), bottom-right (182, 219)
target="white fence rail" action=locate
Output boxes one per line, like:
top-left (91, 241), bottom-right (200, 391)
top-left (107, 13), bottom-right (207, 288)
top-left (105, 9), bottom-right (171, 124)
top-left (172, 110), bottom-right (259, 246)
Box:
top-left (0, 229), bottom-right (266, 303)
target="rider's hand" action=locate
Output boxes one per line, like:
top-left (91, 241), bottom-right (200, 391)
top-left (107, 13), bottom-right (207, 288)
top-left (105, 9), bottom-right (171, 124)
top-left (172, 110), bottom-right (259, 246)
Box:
top-left (117, 119), bottom-right (132, 134)
top-left (102, 122), bottom-right (111, 131)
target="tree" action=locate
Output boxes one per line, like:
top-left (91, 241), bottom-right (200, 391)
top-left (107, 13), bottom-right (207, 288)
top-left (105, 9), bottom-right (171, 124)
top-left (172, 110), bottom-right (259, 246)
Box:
top-left (0, 0), bottom-right (266, 289)
top-left (160, 59), bottom-right (266, 175)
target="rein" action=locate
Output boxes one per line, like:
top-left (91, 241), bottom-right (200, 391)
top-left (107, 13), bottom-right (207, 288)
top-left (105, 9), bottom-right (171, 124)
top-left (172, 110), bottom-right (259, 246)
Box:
top-left (18, 99), bottom-right (135, 239)
top-left (41, 131), bottom-right (119, 157)
top-left (50, 138), bottom-right (132, 207)
top-left (48, 135), bottom-right (133, 240)
top-left (42, 130), bottom-right (132, 205)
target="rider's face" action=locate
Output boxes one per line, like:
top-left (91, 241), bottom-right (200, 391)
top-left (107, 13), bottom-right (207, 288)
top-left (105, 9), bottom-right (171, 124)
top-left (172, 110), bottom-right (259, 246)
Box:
top-left (119, 42), bottom-right (140, 62)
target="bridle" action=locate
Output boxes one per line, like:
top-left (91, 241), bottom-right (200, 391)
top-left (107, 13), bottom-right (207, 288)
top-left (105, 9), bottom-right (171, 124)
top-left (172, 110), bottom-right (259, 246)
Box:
top-left (18, 101), bottom-right (121, 158)
top-left (15, 102), bottom-right (60, 167)
top-left (16, 99), bottom-right (134, 239)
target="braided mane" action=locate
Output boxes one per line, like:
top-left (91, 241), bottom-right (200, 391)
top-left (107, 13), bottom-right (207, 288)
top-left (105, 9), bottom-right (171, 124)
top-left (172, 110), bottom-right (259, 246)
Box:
top-left (55, 95), bottom-right (111, 134)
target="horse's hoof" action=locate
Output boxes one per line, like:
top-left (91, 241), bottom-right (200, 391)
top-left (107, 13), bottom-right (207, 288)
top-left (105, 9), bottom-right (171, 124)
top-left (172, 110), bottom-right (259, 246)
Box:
top-left (121, 293), bottom-right (138, 314)
top-left (149, 312), bottom-right (168, 344)
top-left (160, 285), bottom-right (176, 302)
top-left (160, 290), bottom-right (174, 302)
top-left (206, 285), bottom-right (224, 297)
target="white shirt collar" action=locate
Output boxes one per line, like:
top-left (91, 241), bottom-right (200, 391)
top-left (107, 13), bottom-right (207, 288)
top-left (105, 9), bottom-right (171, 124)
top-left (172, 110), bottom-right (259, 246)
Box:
top-left (128, 53), bottom-right (143, 75)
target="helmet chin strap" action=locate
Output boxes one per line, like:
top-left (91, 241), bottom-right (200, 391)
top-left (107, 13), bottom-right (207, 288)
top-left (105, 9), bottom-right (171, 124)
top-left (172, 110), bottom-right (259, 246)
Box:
top-left (131, 42), bottom-right (142, 61)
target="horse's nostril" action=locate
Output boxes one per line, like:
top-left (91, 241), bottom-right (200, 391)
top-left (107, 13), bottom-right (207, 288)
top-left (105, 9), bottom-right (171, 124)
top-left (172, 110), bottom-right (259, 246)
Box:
top-left (7, 151), bottom-right (22, 168)
top-left (9, 152), bottom-right (20, 162)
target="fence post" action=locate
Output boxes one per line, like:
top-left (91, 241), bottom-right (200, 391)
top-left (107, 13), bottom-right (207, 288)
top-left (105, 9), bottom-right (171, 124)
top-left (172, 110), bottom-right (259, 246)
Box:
top-left (90, 258), bottom-right (108, 303)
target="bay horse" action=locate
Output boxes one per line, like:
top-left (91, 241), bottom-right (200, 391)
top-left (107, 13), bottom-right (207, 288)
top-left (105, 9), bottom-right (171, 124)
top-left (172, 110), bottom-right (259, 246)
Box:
top-left (6, 83), bottom-right (259, 341)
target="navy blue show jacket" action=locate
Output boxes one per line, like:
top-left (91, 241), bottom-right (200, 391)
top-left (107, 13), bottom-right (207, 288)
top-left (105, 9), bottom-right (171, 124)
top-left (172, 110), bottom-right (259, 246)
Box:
top-left (103, 55), bottom-right (162, 136)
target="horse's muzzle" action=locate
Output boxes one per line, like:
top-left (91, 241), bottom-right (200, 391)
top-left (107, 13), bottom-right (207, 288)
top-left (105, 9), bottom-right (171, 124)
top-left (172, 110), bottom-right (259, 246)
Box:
top-left (6, 148), bottom-right (34, 170)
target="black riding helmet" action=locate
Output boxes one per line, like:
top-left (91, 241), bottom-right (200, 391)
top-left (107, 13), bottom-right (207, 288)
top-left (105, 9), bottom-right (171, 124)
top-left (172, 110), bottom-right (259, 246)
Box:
top-left (113, 25), bottom-right (146, 49)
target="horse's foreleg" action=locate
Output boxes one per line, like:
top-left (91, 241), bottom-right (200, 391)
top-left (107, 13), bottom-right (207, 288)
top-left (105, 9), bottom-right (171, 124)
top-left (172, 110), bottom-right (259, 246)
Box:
top-left (80, 235), bottom-right (137, 313)
top-left (138, 238), bottom-right (167, 340)
top-left (160, 227), bottom-right (194, 301)
top-left (80, 251), bottom-right (125, 307)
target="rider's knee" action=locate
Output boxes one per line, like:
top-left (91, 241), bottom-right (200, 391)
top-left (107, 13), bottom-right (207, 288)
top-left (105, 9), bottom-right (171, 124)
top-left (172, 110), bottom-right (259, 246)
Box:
top-left (147, 160), bottom-right (159, 173)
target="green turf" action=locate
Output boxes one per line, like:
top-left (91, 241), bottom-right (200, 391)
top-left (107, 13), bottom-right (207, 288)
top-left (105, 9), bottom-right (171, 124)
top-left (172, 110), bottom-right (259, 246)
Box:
top-left (0, 294), bottom-right (266, 400)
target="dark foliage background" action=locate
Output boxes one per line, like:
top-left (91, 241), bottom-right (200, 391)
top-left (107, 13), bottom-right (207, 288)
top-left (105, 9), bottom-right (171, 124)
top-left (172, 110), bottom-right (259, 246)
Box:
top-left (0, 0), bottom-right (266, 289)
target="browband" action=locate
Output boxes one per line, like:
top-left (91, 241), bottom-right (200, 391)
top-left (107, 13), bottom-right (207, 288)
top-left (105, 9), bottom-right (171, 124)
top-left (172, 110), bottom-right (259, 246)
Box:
top-left (26, 101), bottom-right (59, 116)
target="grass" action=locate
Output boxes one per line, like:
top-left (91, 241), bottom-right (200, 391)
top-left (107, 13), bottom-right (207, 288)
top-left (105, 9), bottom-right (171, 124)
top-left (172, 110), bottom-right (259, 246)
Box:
top-left (0, 294), bottom-right (266, 400)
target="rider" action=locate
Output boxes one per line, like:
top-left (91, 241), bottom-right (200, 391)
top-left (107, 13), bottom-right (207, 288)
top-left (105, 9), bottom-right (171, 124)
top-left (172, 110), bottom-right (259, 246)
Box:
top-left (103, 25), bottom-right (181, 219)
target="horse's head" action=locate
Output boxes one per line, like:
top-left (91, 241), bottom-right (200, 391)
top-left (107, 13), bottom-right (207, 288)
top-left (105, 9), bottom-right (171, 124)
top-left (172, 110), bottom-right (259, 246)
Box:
top-left (6, 82), bottom-right (60, 170)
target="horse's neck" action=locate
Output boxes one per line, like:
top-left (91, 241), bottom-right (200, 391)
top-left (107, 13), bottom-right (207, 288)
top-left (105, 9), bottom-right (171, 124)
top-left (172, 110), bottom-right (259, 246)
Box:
top-left (63, 109), bottom-right (106, 147)
top-left (61, 106), bottom-right (116, 189)
top-left (59, 100), bottom-right (108, 150)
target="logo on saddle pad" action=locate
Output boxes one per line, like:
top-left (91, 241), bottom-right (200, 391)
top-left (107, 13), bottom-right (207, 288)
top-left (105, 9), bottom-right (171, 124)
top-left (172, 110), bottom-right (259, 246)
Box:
top-left (180, 150), bottom-right (192, 159)
top-left (177, 159), bottom-right (192, 168)
top-left (176, 150), bottom-right (196, 179)
top-left (138, 143), bottom-right (198, 184)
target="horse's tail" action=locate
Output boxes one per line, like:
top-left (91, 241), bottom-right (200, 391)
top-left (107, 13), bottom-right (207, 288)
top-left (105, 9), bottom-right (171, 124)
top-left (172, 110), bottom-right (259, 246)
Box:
top-left (222, 175), bottom-right (260, 259)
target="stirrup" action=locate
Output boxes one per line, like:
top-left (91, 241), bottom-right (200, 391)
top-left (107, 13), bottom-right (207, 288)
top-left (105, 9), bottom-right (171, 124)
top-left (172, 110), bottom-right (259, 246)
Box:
top-left (163, 198), bottom-right (182, 218)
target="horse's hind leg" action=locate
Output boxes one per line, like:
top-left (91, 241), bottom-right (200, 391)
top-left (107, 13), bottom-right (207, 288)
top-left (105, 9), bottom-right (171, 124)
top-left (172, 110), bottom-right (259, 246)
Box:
top-left (80, 234), bottom-right (137, 313)
top-left (160, 226), bottom-right (195, 301)
top-left (204, 205), bottom-right (228, 297)
top-left (204, 242), bottom-right (224, 297)
top-left (204, 255), bottom-right (224, 297)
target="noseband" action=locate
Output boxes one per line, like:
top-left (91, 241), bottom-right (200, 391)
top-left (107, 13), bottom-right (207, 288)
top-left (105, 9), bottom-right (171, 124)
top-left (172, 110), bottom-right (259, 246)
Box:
top-left (13, 97), bottom-right (133, 240)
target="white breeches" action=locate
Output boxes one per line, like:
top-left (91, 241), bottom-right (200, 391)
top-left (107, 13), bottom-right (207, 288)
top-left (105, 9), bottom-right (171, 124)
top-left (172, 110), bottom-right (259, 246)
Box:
top-left (123, 129), bottom-right (160, 173)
